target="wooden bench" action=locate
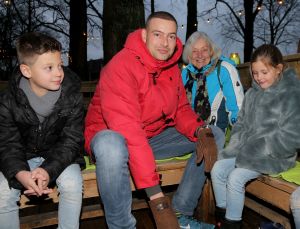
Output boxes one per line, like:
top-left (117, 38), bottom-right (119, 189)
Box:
top-left (245, 175), bottom-right (298, 229)
top-left (0, 80), bottom-right (98, 110)
top-left (19, 160), bottom-right (299, 229)
top-left (199, 170), bottom-right (299, 229)
top-left (4, 52), bottom-right (300, 227)
top-left (19, 159), bottom-right (191, 228)
top-left (0, 80), bottom-right (199, 228)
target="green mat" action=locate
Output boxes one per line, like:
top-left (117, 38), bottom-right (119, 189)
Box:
top-left (83, 153), bottom-right (192, 171)
top-left (271, 161), bottom-right (300, 185)
top-left (155, 153), bottom-right (192, 163)
top-left (84, 156), bottom-right (96, 170)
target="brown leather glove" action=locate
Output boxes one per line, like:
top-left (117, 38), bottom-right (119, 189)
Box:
top-left (196, 126), bottom-right (218, 172)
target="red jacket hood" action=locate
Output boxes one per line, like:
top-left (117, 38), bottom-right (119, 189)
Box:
top-left (124, 29), bottom-right (183, 72)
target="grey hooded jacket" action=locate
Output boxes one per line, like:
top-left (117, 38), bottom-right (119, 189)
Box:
top-left (219, 68), bottom-right (300, 174)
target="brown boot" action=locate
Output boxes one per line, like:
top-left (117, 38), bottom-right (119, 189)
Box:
top-left (148, 196), bottom-right (180, 229)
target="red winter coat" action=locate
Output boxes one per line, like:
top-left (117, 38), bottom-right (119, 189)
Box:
top-left (84, 29), bottom-right (203, 189)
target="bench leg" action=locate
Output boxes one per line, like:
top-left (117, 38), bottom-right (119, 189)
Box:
top-left (194, 178), bottom-right (215, 222)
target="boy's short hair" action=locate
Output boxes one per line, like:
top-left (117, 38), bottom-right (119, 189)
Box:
top-left (145, 11), bottom-right (178, 29)
top-left (16, 32), bottom-right (62, 65)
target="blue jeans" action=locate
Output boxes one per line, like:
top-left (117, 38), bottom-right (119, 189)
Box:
top-left (291, 186), bottom-right (300, 229)
top-left (211, 158), bottom-right (260, 221)
top-left (91, 125), bottom-right (225, 229)
top-left (0, 157), bottom-right (83, 229)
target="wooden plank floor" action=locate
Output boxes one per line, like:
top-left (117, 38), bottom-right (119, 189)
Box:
top-left (37, 206), bottom-right (270, 229)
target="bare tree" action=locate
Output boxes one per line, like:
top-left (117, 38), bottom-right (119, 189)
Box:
top-left (87, 0), bottom-right (103, 35)
top-left (69, 0), bottom-right (87, 80)
top-left (0, 0), bottom-right (104, 80)
top-left (199, 0), bottom-right (299, 62)
top-left (254, 0), bottom-right (300, 52)
top-left (151, 0), bottom-right (155, 14)
top-left (186, 0), bottom-right (197, 41)
top-left (102, 0), bottom-right (145, 63)
top-left (0, 0), bottom-right (15, 75)
top-left (0, 0), bottom-right (51, 77)
top-left (200, 0), bottom-right (262, 62)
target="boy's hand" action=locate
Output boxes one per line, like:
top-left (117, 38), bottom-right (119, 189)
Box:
top-left (15, 170), bottom-right (44, 196)
top-left (31, 167), bottom-right (50, 190)
top-left (24, 168), bottom-right (53, 196)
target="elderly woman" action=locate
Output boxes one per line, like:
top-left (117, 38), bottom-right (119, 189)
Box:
top-left (182, 31), bottom-right (244, 132)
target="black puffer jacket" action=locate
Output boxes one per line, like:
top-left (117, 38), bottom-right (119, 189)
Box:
top-left (0, 67), bottom-right (85, 189)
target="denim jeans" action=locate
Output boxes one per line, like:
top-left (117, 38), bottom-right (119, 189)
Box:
top-left (91, 125), bottom-right (225, 229)
top-left (0, 157), bottom-right (83, 229)
top-left (290, 186), bottom-right (300, 229)
top-left (211, 158), bottom-right (261, 221)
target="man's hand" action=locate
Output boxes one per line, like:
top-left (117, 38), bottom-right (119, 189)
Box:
top-left (196, 126), bottom-right (218, 172)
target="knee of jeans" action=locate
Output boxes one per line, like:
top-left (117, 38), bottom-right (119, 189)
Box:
top-left (57, 165), bottom-right (83, 194)
top-left (290, 188), bottom-right (300, 209)
top-left (0, 183), bottom-right (20, 213)
top-left (211, 160), bottom-right (222, 180)
top-left (227, 170), bottom-right (247, 193)
top-left (209, 125), bottom-right (225, 150)
top-left (58, 175), bottom-right (83, 194)
top-left (91, 130), bottom-right (128, 162)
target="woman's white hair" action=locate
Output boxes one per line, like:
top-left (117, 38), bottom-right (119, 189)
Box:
top-left (182, 31), bottom-right (222, 64)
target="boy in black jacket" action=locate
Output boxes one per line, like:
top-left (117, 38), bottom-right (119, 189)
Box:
top-left (0, 32), bottom-right (85, 229)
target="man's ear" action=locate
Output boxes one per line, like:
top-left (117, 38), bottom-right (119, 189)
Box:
top-left (19, 64), bottom-right (31, 79)
top-left (141, 29), bottom-right (147, 43)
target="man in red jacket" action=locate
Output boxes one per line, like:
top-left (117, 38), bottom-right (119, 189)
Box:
top-left (84, 11), bottom-right (224, 229)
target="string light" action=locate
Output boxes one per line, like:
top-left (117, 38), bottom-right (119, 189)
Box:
top-left (4, 0), bottom-right (11, 5)
top-left (257, 5), bottom-right (262, 11)
top-left (238, 10), bottom-right (243, 16)
top-left (178, 24), bottom-right (198, 29)
top-left (206, 18), bottom-right (210, 23)
top-left (277, 0), bottom-right (284, 4)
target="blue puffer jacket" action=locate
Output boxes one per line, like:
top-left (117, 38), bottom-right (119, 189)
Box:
top-left (182, 56), bottom-right (244, 131)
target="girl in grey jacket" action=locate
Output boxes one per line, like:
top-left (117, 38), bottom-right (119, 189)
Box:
top-left (211, 44), bottom-right (300, 228)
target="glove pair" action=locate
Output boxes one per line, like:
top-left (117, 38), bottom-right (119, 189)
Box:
top-left (196, 126), bottom-right (218, 172)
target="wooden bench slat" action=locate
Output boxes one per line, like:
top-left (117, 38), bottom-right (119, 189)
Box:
top-left (245, 197), bottom-right (291, 229)
top-left (20, 198), bottom-right (151, 229)
top-left (246, 175), bottom-right (298, 213)
top-left (12, 71), bottom-right (300, 228)
top-left (20, 160), bottom-right (187, 208)
top-left (258, 175), bottom-right (298, 193)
